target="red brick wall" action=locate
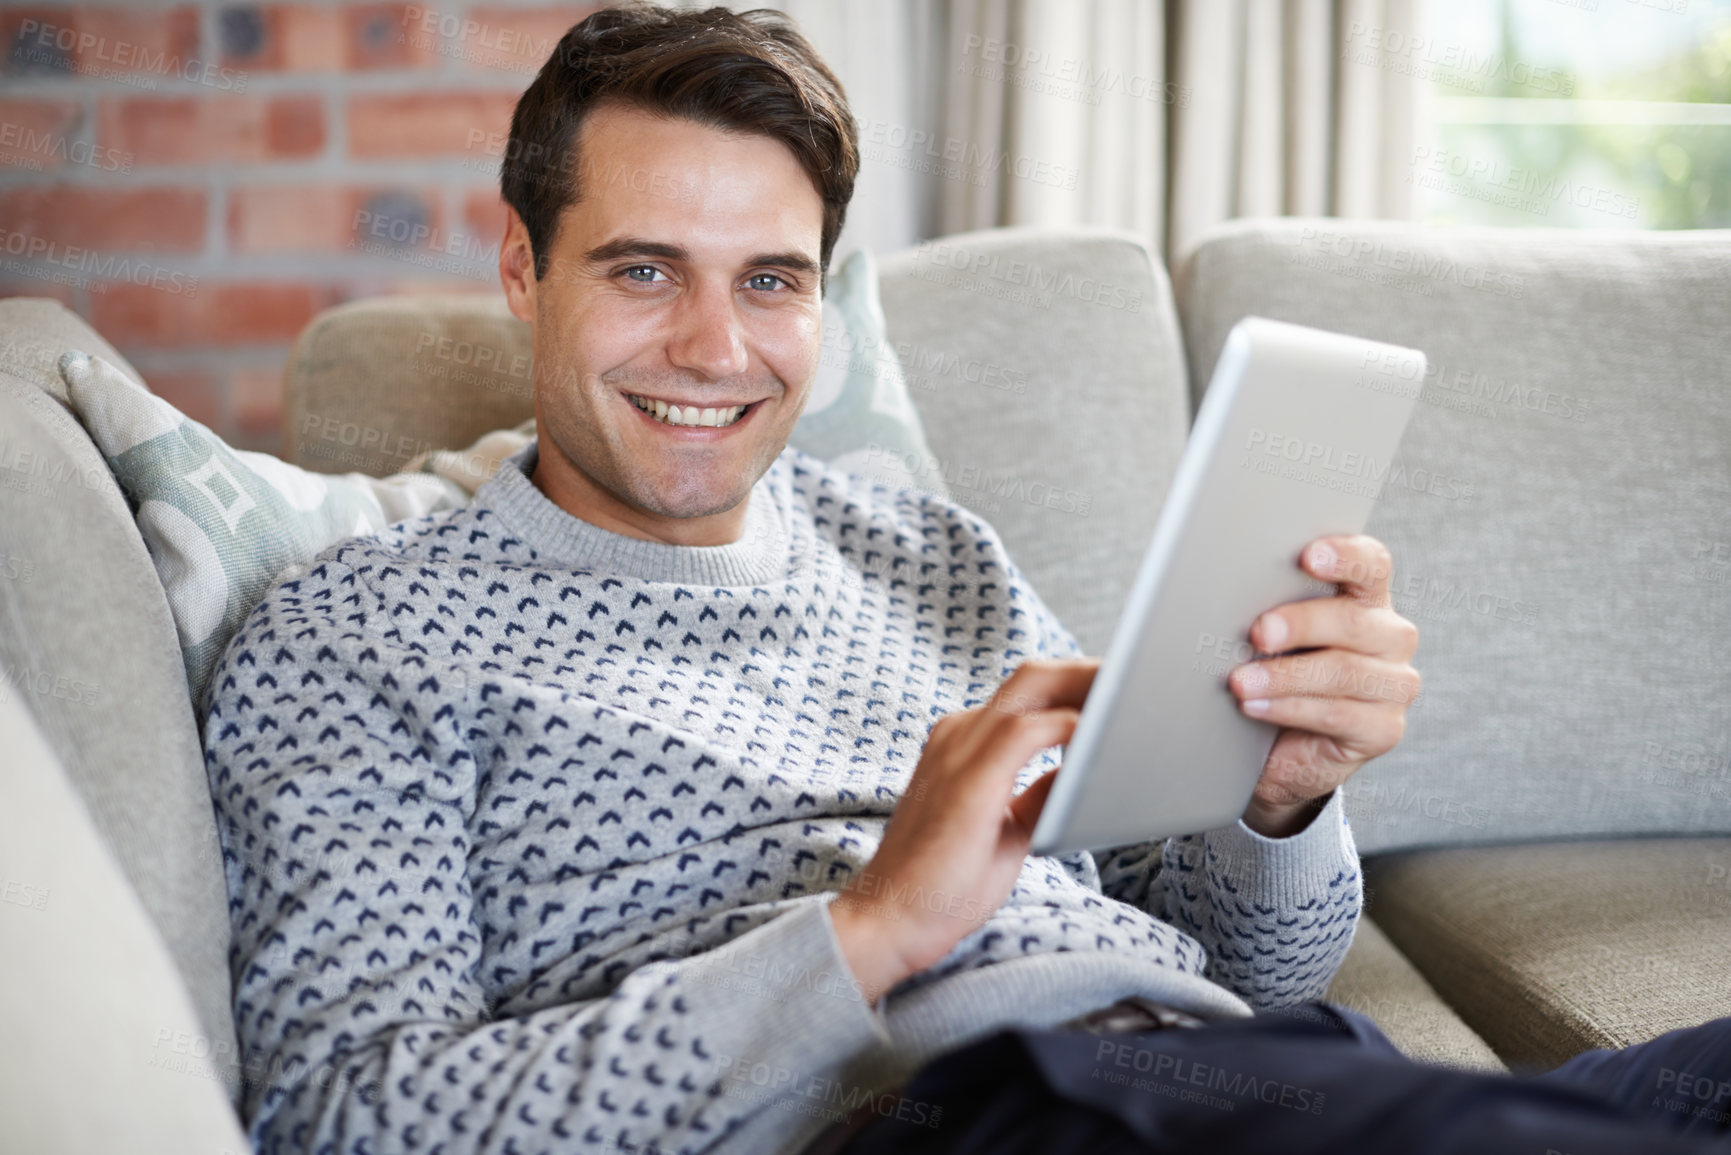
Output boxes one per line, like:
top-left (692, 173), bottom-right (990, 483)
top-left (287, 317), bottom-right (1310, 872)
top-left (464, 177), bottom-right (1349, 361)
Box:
top-left (0, 2), bottom-right (604, 453)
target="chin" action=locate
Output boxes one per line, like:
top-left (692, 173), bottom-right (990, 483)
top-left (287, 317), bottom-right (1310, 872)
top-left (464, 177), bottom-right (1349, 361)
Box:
top-left (632, 445), bottom-right (777, 515)
top-left (629, 475), bottom-right (750, 521)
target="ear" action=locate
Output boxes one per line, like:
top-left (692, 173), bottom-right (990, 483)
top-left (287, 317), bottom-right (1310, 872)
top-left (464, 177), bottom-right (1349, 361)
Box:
top-left (499, 204), bottom-right (537, 324)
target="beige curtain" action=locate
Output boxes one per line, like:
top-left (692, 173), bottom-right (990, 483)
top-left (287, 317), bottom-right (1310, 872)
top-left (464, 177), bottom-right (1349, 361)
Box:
top-left (675, 0), bottom-right (1426, 264)
top-left (937, 0), bottom-right (1426, 261)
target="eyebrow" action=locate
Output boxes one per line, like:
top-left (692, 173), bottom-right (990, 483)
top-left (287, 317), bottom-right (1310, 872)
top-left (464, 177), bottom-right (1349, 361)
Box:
top-left (583, 236), bottom-right (820, 277)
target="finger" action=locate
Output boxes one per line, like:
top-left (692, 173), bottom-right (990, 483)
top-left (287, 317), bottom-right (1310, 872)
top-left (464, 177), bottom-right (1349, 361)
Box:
top-left (1231, 650), bottom-right (1421, 707)
top-left (975, 706), bottom-right (1081, 775)
top-left (913, 667), bottom-right (1088, 800)
top-left (1251, 595), bottom-right (1419, 662)
top-left (1006, 767), bottom-right (1060, 836)
top-left (1301, 534), bottom-right (1395, 608)
top-left (985, 657), bottom-right (1100, 719)
top-left (1239, 696), bottom-right (1407, 761)
top-left (955, 707), bottom-right (1081, 808)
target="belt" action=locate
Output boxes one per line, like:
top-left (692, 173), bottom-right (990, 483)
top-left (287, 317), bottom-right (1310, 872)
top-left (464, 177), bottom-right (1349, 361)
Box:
top-left (796, 998), bottom-right (1204, 1155)
top-left (1058, 995), bottom-right (1208, 1035)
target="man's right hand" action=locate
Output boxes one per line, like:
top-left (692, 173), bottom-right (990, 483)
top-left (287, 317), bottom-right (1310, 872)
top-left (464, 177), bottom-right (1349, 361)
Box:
top-left (829, 658), bottom-right (1099, 1006)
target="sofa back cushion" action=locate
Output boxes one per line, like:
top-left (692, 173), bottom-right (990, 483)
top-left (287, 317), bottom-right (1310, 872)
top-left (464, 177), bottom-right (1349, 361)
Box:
top-left (1175, 220), bottom-right (1731, 852)
top-left (877, 228), bottom-right (1190, 654)
top-left (0, 300), bottom-right (241, 1104)
top-left (285, 291), bottom-right (533, 477)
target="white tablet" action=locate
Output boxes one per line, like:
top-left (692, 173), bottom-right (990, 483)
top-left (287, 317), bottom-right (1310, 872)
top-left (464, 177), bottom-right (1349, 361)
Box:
top-left (1030, 317), bottom-right (1425, 856)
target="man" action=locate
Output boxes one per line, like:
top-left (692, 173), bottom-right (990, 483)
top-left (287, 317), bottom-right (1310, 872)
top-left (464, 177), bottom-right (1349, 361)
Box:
top-left (202, 5), bottom-right (1730, 1155)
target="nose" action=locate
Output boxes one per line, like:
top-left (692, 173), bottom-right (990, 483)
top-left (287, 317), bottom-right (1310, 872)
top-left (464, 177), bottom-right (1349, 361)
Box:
top-left (665, 277), bottom-right (749, 382)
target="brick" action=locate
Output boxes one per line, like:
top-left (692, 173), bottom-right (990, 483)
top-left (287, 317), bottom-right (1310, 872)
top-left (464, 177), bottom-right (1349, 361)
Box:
top-left (463, 187), bottom-right (509, 246)
top-left (441, 5), bottom-right (600, 77)
top-left (138, 365), bottom-right (225, 429)
top-left (91, 281), bottom-right (344, 348)
top-left (0, 186), bottom-right (205, 252)
top-left (221, 3), bottom-right (437, 72)
top-left (220, 5), bottom-right (343, 72)
top-left (230, 363), bottom-right (286, 441)
top-left (68, 7), bottom-right (201, 79)
top-left (1, 10), bottom-right (60, 76)
top-left (0, 98), bottom-right (84, 171)
top-left (228, 185), bottom-right (351, 254)
top-left (3, 7), bottom-right (200, 82)
top-left (346, 3), bottom-right (440, 69)
top-left (99, 94), bottom-right (325, 164)
top-left (229, 185), bottom-right (445, 255)
top-left (347, 90), bottom-right (517, 158)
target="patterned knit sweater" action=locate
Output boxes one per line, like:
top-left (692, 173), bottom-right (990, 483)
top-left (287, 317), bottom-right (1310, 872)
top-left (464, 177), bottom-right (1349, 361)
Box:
top-left (202, 440), bottom-right (1362, 1155)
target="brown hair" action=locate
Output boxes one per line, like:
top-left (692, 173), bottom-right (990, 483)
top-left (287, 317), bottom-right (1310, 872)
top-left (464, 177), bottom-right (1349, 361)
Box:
top-left (501, 2), bottom-right (858, 287)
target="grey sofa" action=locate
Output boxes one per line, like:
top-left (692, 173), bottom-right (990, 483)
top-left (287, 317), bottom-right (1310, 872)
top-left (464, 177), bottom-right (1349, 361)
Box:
top-left (2, 220), bottom-right (1728, 1151)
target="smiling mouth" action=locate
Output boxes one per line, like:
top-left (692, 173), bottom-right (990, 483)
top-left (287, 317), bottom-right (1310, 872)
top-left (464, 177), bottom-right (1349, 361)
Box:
top-left (627, 393), bottom-right (755, 428)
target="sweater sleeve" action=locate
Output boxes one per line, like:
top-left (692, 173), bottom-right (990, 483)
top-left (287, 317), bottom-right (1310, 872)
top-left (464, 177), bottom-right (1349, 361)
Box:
top-left (203, 563), bottom-right (891, 1155)
top-left (1011, 552), bottom-right (1364, 1009)
top-left (1097, 793), bottom-right (1363, 1009)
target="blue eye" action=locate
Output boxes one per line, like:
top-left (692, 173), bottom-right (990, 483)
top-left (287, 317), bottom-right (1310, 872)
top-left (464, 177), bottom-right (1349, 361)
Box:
top-left (748, 273), bottom-right (788, 291)
top-left (623, 265), bottom-right (666, 283)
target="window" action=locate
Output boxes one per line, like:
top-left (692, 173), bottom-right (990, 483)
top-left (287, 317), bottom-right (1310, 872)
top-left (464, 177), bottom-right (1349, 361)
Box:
top-left (1413, 0), bottom-right (1731, 229)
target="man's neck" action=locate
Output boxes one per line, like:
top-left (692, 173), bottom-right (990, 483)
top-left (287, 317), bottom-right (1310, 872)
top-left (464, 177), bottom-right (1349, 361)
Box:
top-left (529, 440), bottom-right (750, 548)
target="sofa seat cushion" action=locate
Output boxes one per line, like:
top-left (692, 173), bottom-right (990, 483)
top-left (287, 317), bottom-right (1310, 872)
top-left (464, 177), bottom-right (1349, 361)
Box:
top-left (1323, 915), bottom-right (1505, 1072)
top-left (1367, 839), bottom-right (1731, 1070)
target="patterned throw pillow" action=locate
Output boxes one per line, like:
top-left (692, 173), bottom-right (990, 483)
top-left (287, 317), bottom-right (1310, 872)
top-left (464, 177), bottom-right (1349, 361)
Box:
top-left (409, 248), bottom-right (951, 501)
top-left (797, 247), bottom-right (949, 496)
top-left (59, 349), bottom-right (469, 712)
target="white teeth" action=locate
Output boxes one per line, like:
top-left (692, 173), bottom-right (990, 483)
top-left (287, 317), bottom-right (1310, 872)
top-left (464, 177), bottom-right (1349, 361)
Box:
top-left (630, 395), bottom-right (748, 428)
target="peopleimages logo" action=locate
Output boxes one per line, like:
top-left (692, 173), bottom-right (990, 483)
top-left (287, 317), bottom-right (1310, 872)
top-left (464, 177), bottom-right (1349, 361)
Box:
top-left (858, 119), bottom-right (1080, 190)
top-left (1093, 1038), bottom-right (1327, 1115)
top-left (14, 18), bottom-right (247, 91)
top-left (1292, 227), bottom-right (1526, 299)
top-left (350, 209), bottom-right (500, 263)
top-left (1409, 146), bottom-right (1641, 221)
top-left (1243, 428), bottom-right (1387, 480)
top-left (1349, 780), bottom-right (1490, 829)
top-left (959, 34), bottom-right (1190, 107)
top-left (0, 122), bottom-right (134, 173)
top-left (1342, 22), bottom-right (1575, 96)
top-left (913, 240), bottom-right (1144, 312)
top-left (1394, 573), bottom-right (1540, 627)
top-left (0, 230), bottom-right (200, 297)
top-left (1240, 428), bottom-right (1475, 503)
top-left (1363, 359), bottom-right (1593, 424)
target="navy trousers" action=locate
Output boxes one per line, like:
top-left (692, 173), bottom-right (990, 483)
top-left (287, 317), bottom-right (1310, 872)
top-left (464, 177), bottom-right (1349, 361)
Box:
top-left (837, 1003), bottom-right (1731, 1154)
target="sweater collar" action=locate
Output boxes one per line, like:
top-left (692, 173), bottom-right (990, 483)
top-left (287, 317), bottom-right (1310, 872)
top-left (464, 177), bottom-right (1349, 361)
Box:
top-left (477, 439), bottom-right (796, 586)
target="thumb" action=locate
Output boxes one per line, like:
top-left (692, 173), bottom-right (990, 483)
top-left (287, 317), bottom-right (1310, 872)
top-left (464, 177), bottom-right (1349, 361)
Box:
top-left (1006, 767), bottom-right (1060, 837)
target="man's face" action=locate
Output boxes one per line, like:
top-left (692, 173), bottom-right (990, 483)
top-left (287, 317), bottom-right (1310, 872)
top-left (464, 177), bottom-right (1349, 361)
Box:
top-left (501, 102), bottom-right (826, 545)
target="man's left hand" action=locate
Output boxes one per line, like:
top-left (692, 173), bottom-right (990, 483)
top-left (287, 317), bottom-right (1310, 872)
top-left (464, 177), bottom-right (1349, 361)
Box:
top-left (1229, 534), bottom-right (1421, 838)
